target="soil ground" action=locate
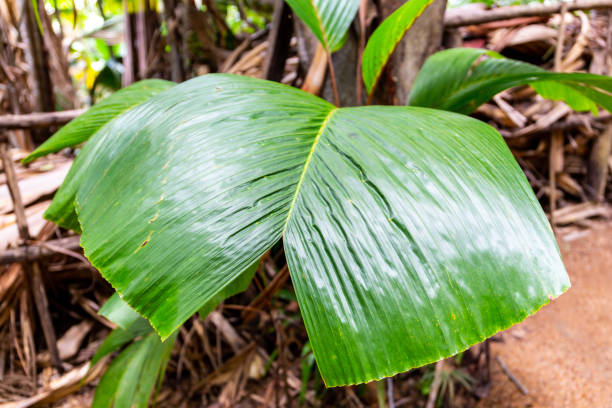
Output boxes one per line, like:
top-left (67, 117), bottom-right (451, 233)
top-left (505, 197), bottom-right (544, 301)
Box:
top-left (478, 221), bottom-right (612, 408)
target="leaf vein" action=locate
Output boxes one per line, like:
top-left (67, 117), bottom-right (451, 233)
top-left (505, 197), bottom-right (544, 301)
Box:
top-left (282, 107), bottom-right (337, 235)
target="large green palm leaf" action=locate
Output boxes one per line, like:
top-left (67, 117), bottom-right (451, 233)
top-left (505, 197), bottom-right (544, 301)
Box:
top-left (409, 48), bottom-right (612, 114)
top-left (46, 74), bottom-right (568, 386)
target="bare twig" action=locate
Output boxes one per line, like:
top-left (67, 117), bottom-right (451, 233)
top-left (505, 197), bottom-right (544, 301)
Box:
top-left (1, 142), bottom-right (63, 371)
top-left (500, 112), bottom-right (611, 138)
top-left (0, 236), bottom-right (80, 265)
top-left (444, 0), bottom-right (612, 28)
top-left (0, 236), bottom-right (82, 265)
top-left (242, 265), bottom-right (289, 323)
top-left (550, 8), bottom-right (568, 228)
top-left (495, 356), bottom-right (529, 395)
top-left (30, 262), bottom-right (63, 371)
top-left (586, 13), bottom-right (612, 200)
top-left (387, 377), bottom-right (395, 408)
top-left (554, 3), bottom-right (569, 71)
top-left (552, 202), bottom-right (611, 225)
top-left (549, 130), bottom-right (563, 227)
top-left (327, 52), bottom-right (341, 106)
top-left (425, 360), bottom-right (444, 408)
top-left (0, 109), bottom-right (85, 130)
top-left (1, 145), bottom-right (29, 239)
top-left (208, 311), bottom-right (247, 353)
top-left (511, 103), bottom-right (571, 138)
top-left (37, 239), bottom-right (88, 265)
top-left (0, 359), bottom-right (108, 407)
top-left (356, 0), bottom-right (367, 105)
top-left (272, 310), bottom-right (290, 407)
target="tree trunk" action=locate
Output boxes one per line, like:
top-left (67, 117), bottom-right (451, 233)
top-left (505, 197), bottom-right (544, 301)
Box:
top-left (136, 0), bottom-right (149, 80)
top-left (162, 0), bottom-right (185, 82)
top-left (263, 0), bottom-right (293, 82)
top-left (380, 0), bottom-right (448, 105)
top-left (40, 2), bottom-right (77, 109)
top-left (0, 12), bottom-right (31, 148)
top-left (123, 0), bottom-right (137, 86)
top-left (18, 0), bottom-right (54, 114)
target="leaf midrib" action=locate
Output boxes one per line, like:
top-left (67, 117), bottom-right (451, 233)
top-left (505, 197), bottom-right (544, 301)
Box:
top-left (282, 107), bottom-right (338, 235)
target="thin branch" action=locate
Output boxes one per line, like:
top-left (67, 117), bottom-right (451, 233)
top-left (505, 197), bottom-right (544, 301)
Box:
top-left (554, 3), bottom-right (569, 72)
top-left (387, 377), bottom-right (395, 408)
top-left (327, 52), bottom-right (341, 106)
top-left (0, 236), bottom-right (82, 265)
top-left (425, 360), bottom-right (444, 408)
top-left (550, 5), bottom-right (568, 229)
top-left (0, 109), bottom-right (85, 130)
top-left (495, 356), bottom-right (529, 395)
top-left (356, 0), bottom-right (367, 105)
top-left (444, 0), bottom-right (612, 27)
top-left (1, 142), bottom-right (63, 371)
top-left (500, 112), bottom-right (611, 138)
top-left (366, 89), bottom-right (375, 106)
top-left (1, 143), bottom-right (30, 239)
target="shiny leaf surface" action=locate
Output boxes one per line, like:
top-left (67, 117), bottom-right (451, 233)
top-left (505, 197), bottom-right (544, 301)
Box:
top-left (23, 79), bottom-right (175, 164)
top-left (46, 74), bottom-right (334, 338)
top-left (284, 107), bottom-right (568, 385)
top-left (285, 0), bottom-right (360, 52)
top-left (362, 0), bottom-right (433, 94)
top-left (409, 48), bottom-right (612, 114)
top-left (48, 74), bottom-right (568, 386)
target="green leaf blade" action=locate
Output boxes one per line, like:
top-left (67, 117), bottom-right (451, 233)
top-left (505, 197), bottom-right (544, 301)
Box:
top-left (92, 297), bottom-right (152, 366)
top-left (131, 332), bottom-right (177, 408)
top-left (99, 292), bottom-right (143, 329)
top-left (23, 79), bottom-right (175, 164)
top-left (47, 74), bottom-right (569, 387)
top-left (285, 0), bottom-right (360, 52)
top-left (49, 74), bottom-right (334, 339)
top-left (362, 0), bottom-right (434, 94)
top-left (92, 332), bottom-right (176, 408)
top-left (92, 337), bottom-right (150, 408)
top-left (408, 48), bottom-right (612, 114)
top-left (93, 295), bottom-right (177, 408)
top-left (284, 107), bottom-right (569, 386)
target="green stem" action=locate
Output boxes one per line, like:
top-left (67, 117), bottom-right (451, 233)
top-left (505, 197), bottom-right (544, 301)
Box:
top-left (377, 380), bottom-right (387, 408)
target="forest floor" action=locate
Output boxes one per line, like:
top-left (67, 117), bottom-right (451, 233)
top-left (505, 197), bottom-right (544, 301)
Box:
top-left (47, 220), bottom-right (612, 408)
top-left (478, 221), bottom-right (612, 408)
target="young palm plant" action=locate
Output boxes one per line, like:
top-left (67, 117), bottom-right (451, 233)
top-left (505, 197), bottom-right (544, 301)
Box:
top-left (24, 0), bottom-right (612, 405)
